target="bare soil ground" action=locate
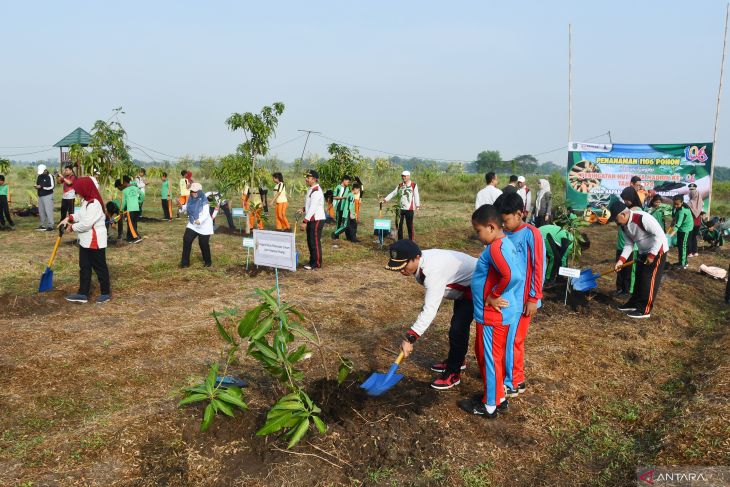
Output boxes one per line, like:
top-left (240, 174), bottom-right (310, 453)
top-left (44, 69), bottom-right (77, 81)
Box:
top-left (1, 201), bottom-right (728, 486)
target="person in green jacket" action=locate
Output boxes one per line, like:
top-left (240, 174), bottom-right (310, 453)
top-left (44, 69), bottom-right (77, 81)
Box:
top-left (671, 194), bottom-right (694, 269)
top-left (648, 195), bottom-right (670, 232)
top-left (615, 228), bottom-right (638, 296)
top-left (539, 224), bottom-right (590, 283)
top-left (0, 175), bottom-right (14, 229)
top-left (118, 176), bottom-right (142, 243)
top-left (331, 175), bottom-right (351, 239)
top-left (333, 182), bottom-right (359, 242)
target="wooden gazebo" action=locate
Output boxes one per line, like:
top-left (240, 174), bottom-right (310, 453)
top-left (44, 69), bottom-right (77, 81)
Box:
top-left (53, 127), bottom-right (92, 171)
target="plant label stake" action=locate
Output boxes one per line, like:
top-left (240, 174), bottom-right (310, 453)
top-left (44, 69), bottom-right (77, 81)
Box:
top-left (243, 237), bottom-right (254, 271)
top-left (558, 266), bottom-right (581, 305)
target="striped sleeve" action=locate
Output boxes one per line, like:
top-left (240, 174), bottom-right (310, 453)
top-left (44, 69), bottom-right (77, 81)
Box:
top-left (527, 227), bottom-right (545, 302)
top-left (488, 240), bottom-right (511, 298)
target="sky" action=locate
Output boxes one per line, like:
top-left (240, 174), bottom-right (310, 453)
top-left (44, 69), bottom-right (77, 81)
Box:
top-left (2, 0), bottom-right (730, 166)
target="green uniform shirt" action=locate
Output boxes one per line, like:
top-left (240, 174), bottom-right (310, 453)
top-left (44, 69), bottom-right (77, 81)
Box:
top-left (333, 184), bottom-right (350, 211)
top-left (121, 185), bottom-right (140, 212)
top-left (673, 206), bottom-right (694, 232)
top-left (649, 205), bottom-right (669, 232)
top-left (130, 181), bottom-right (145, 204)
top-left (0, 184), bottom-right (8, 197)
top-left (161, 180), bottom-right (170, 199)
top-left (539, 224), bottom-right (573, 277)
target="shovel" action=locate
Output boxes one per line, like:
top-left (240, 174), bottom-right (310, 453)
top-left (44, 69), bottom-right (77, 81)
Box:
top-left (360, 351), bottom-right (405, 396)
top-left (572, 260), bottom-right (635, 292)
top-left (38, 226), bottom-right (65, 292)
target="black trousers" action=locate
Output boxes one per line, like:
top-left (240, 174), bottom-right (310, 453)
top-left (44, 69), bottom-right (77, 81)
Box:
top-left (162, 199), bottom-right (171, 220)
top-left (676, 231), bottom-right (689, 267)
top-left (181, 227), bottom-right (211, 266)
top-left (78, 247), bottom-right (111, 296)
top-left (535, 214), bottom-right (547, 228)
top-left (306, 219), bottom-right (324, 268)
top-left (398, 209), bottom-right (415, 240)
top-left (688, 224), bottom-right (700, 254)
top-left (344, 217), bottom-right (358, 242)
top-left (0, 195), bottom-right (13, 226)
top-left (445, 298), bottom-right (474, 374)
top-left (616, 249), bottom-right (635, 293)
top-left (60, 199), bottom-right (74, 221)
top-left (626, 252), bottom-right (666, 315)
top-left (221, 203), bottom-right (236, 230)
top-left (126, 211), bottom-right (140, 240)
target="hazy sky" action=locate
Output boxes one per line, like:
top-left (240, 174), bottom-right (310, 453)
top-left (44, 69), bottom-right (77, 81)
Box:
top-left (2, 0), bottom-right (730, 166)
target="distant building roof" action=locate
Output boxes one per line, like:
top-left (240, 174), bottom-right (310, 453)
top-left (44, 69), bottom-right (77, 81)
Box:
top-left (53, 127), bottom-right (92, 147)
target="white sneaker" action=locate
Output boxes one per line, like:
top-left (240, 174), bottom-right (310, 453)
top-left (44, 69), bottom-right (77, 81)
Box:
top-left (303, 265), bottom-right (313, 270)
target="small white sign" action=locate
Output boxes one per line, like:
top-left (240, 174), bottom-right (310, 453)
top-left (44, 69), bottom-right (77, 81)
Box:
top-left (253, 229), bottom-right (297, 272)
top-left (374, 219), bottom-right (391, 231)
top-left (242, 237), bottom-right (254, 248)
top-left (231, 208), bottom-right (245, 217)
top-left (558, 266), bottom-right (581, 278)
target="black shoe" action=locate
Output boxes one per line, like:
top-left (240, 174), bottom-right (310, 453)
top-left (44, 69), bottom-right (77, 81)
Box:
top-left (617, 303), bottom-right (637, 312)
top-left (179, 263), bottom-right (189, 268)
top-left (613, 289), bottom-right (629, 297)
top-left (203, 263), bottom-right (212, 268)
top-left (517, 382), bottom-right (526, 394)
top-left (505, 385), bottom-right (519, 398)
top-left (627, 310), bottom-right (651, 319)
top-left (458, 398), bottom-right (498, 419)
top-left (471, 394), bottom-right (509, 412)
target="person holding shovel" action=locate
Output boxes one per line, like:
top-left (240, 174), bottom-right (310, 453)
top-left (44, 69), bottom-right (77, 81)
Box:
top-left (609, 199), bottom-right (668, 319)
top-left (387, 239), bottom-right (477, 390)
top-left (58, 177), bottom-right (111, 304)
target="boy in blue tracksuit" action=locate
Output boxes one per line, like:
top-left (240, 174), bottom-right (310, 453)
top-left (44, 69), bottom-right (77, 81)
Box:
top-left (460, 204), bottom-right (524, 419)
top-left (497, 193), bottom-right (546, 397)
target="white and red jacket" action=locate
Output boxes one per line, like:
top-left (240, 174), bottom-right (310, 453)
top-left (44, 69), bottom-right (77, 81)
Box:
top-left (385, 180), bottom-right (420, 210)
top-left (618, 209), bottom-right (669, 262)
top-left (303, 184), bottom-right (325, 222)
top-left (69, 199), bottom-right (107, 249)
top-left (408, 249), bottom-right (477, 338)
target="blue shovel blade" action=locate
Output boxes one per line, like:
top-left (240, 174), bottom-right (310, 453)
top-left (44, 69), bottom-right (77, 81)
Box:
top-left (360, 362), bottom-right (403, 396)
top-left (572, 269), bottom-right (599, 292)
top-left (38, 267), bottom-right (53, 292)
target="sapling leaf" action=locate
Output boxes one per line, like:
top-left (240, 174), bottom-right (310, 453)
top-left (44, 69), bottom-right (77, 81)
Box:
top-left (218, 391), bottom-right (247, 410)
top-left (288, 322), bottom-right (317, 343)
top-left (178, 393), bottom-right (208, 407)
top-left (256, 412), bottom-right (293, 436)
top-left (255, 288), bottom-right (279, 311)
top-left (337, 358), bottom-right (354, 385)
top-left (213, 313), bottom-right (234, 345)
top-left (213, 398), bottom-right (235, 417)
top-left (312, 416), bottom-right (327, 434)
top-left (287, 345), bottom-right (308, 364)
top-left (238, 303), bottom-right (266, 338)
top-left (250, 316), bottom-right (274, 340)
top-left (201, 403), bottom-right (215, 432)
top-left (252, 339), bottom-right (278, 360)
top-left (287, 418), bottom-right (310, 449)
top-left (205, 363), bottom-right (219, 394)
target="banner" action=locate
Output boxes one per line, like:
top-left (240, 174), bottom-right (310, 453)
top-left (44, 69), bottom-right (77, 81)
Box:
top-left (566, 142), bottom-right (713, 210)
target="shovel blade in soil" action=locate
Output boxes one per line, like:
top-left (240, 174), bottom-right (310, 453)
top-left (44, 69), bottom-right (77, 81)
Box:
top-left (572, 269), bottom-right (599, 292)
top-left (38, 267), bottom-right (54, 292)
top-left (360, 362), bottom-right (403, 396)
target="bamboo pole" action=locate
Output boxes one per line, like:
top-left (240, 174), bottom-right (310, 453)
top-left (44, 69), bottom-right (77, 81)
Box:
top-left (709, 3), bottom-right (729, 217)
top-left (568, 23), bottom-right (573, 145)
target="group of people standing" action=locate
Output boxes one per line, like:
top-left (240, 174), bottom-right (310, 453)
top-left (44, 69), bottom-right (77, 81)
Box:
top-left (475, 172), bottom-right (553, 227)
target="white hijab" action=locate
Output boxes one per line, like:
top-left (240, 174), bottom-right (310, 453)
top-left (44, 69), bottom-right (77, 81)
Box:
top-left (535, 178), bottom-right (551, 211)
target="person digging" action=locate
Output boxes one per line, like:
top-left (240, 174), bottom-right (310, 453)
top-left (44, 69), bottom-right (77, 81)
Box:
top-left (387, 239), bottom-right (477, 390)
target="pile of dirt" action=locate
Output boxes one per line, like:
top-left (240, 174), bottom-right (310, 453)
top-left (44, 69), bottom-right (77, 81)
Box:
top-left (0, 290), bottom-right (66, 318)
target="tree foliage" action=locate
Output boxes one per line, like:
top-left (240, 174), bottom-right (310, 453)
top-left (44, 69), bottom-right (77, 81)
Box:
top-left (225, 102), bottom-right (285, 188)
top-left (315, 143), bottom-right (366, 191)
top-left (0, 158), bottom-right (10, 174)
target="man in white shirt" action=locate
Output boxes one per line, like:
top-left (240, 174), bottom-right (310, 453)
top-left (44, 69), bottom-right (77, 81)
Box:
top-left (475, 172), bottom-right (502, 209)
top-left (387, 240), bottom-right (477, 390)
top-left (517, 176), bottom-right (532, 221)
top-left (297, 169), bottom-right (326, 270)
top-left (382, 170), bottom-right (420, 240)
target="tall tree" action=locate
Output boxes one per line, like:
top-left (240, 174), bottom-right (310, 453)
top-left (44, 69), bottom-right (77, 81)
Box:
top-left (473, 150), bottom-right (503, 173)
top-left (316, 143), bottom-right (366, 191)
top-left (226, 102), bottom-right (285, 189)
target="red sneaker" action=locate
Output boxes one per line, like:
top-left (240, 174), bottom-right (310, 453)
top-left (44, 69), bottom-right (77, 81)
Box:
top-left (430, 360), bottom-right (467, 373)
top-left (431, 372), bottom-right (461, 390)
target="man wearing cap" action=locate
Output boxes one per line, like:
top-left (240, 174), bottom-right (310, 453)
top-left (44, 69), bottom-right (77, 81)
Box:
top-left (35, 164), bottom-right (55, 231)
top-left (297, 170), bottom-right (326, 270)
top-left (387, 240), bottom-right (477, 390)
top-left (382, 170), bottom-right (420, 240)
top-left (516, 176), bottom-right (532, 221)
top-left (609, 199), bottom-right (668, 319)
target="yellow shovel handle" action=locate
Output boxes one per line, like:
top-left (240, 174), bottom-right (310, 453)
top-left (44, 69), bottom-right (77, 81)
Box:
top-left (599, 260), bottom-right (635, 278)
top-left (48, 235), bottom-right (63, 267)
top-left (394, 351), bottom-right (405, 365)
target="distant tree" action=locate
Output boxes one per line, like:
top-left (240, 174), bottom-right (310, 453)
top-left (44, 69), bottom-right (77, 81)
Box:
top-left (225, 102), bottom-right (285, 189)
top-left (316, 143), bottom-right (366, 191)
top-left (446, 162), bottom-right (465, 174)
top-left (0, 158), bottom-right (10, 174)
top-left (474, 150), bottom-right (503, 173)
top-left (513, 154), bottom-right (538, 174)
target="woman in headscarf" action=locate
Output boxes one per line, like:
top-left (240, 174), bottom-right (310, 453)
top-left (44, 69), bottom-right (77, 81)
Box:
top-left (532, 178), bottom-right (552, 227)
top-left (686, 182), bottom-right (703, 257)
top-left (180, 182), bottom-right (218, 268)
top-left (58, 177), bottom-right (111, 304)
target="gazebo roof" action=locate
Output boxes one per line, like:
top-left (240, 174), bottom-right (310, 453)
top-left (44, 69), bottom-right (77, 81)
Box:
top-left (53, 127), bottom-right (92, 147)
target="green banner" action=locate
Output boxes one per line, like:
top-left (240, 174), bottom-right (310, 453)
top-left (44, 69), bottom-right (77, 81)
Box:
top-left (566, 142), bottom-right (713, 210)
